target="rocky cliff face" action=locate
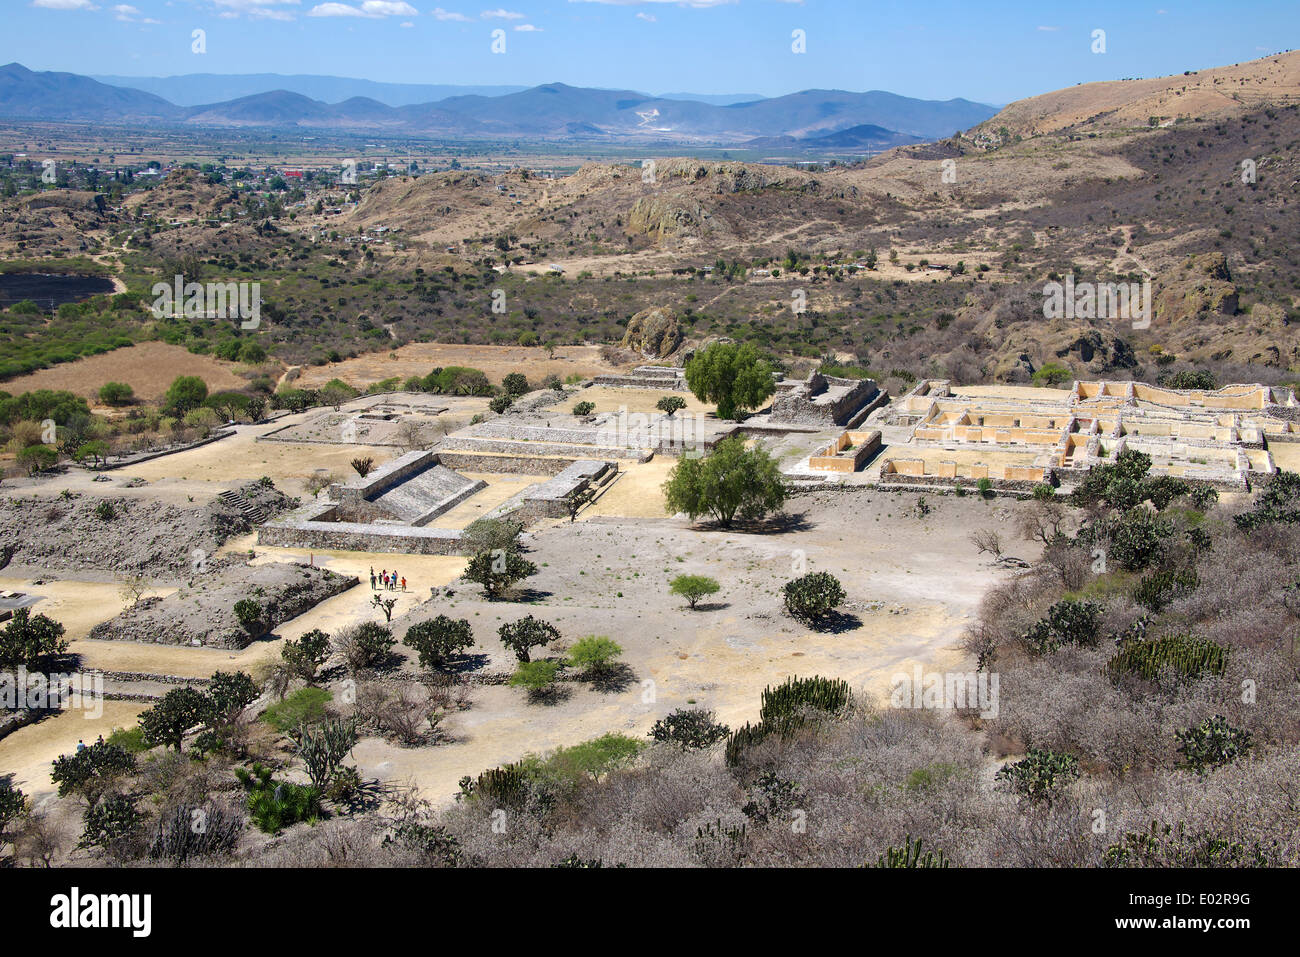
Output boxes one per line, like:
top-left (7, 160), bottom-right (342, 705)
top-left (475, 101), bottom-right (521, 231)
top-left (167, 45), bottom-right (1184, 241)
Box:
top-left (1153, 252), bottom-right (1239, 325)
top-left (621, 306), bottom-right (683, 358)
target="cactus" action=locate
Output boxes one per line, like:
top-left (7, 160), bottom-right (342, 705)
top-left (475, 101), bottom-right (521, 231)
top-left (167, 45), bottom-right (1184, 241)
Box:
top-left (1107, 632), bottom-right (1227, 685)
top-left (876, 834), bottom-right (951, 868)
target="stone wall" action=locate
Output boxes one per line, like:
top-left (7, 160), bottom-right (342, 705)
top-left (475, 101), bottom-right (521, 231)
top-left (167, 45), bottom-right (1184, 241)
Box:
top-left (258, 520), bottom-right (465, 556)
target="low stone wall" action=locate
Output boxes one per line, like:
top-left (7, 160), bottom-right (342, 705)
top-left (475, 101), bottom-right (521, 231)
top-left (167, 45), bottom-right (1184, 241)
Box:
top-left (879, 471), bottom-right (1049, 495)
top-left (438, 435), bottom-right (650, 461)
top-left (438, 449), bottom-right (643, 474)
top-left (258, 520), bottom-right (465, 556)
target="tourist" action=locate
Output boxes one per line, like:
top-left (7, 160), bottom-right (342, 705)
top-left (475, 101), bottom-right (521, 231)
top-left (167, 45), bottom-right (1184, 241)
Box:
top-left (76, 740), bottom-right (85, 752)
top-left (400, 577), bottom-right (406, 591)
top-left (370, 572), bottom-right (376, 590)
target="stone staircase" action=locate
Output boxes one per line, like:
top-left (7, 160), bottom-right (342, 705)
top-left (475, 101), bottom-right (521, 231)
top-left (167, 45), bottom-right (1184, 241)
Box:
top-left (218, 489), bottom-right (270, 526)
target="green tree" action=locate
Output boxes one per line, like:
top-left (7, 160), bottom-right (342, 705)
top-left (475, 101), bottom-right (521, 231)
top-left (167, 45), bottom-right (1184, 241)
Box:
top-left (404, 616), bottom-right (475, 670)
top-left (663, 436), bottom-right (786, 528)
top-left (74, 440), bottom-right (109, 468)
top-left (98, 382), bottom-right (134, 406)
top-left (782, 572), bottom-right (846, 626)
top-left (139, 686), bottom-right (210, 752)
top-left (669, 574), bottom-right (721, 610)
top-left (684, 342), bottom-right (777, 420)
top-left (50, 742), bottom-right (136, 806)
top-left (163, 375), bottom-right (208, 416)
top-left (205, 670), bottom-right (258, 726)
top-left (656, 395), bottom-right (687, 416)
top-left (0, 609), bottom-right (68, 671)
top-left (463, 549), bottom-right (537, 599)
top-left (281, 628), bottom-right (330, 683)
top-left (498, 615), bottom-right (560, 663)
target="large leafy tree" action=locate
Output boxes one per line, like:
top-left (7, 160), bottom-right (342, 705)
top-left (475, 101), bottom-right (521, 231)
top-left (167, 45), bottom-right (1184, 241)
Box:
top-left (139, 686), bottom-right (210, 752)
top-left (663, 436), bottom-right (786, 528)
top-left (684, 342), bottom-right (777, 420)
top-left (0, 609), bottom-right (67, 671)
top-left (405, 616), bottom-right (475, 670)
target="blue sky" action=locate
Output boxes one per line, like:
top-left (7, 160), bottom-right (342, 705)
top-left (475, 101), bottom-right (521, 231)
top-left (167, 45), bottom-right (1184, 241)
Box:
top-left (6, 1), bottom-right (1298, 104)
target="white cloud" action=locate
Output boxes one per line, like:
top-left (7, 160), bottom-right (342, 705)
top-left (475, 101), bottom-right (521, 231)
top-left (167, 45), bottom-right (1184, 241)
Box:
top-left (431, 6), bottom-right (472, 19)
top-left (1036, 25), bottom-right (1060, 32)
top-left (567, 1), bottom-right (738, 7)
top-left (513, 22), bottom-right (541, 30)
top-left (481, 7), bottom-right (525, 18)
top-left (31, 0), bottom-right (100, 10)
top-left (211, 0), bottom-right (302, 19)
top-left (309, 1), bottom-right (417, 16)
top-left (635, 11), bottom-right (654, 21)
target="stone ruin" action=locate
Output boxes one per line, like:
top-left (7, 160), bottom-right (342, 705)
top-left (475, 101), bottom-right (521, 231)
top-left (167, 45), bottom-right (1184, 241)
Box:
top-left (769, 372), bottom-right (886, 428)
top-left (259, 448), bottom-right (619, 556)
top-left (875, 378), bottom-right (1299, 493)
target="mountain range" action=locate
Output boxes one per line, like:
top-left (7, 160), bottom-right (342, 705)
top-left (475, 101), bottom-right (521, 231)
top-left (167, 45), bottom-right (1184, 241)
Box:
top-left (1, 63), bottom-right (997, 144)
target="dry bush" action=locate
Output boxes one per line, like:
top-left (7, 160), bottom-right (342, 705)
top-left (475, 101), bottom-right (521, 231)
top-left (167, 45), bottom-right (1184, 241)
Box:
top-left (355, 680), bottom-right (446, 746)
top-left (968, 528), bottom-right (1003, 559)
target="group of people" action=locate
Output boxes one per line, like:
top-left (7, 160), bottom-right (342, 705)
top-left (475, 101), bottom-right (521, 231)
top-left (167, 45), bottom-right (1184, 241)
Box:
top-left (370, 567), bottom-right (405, 592)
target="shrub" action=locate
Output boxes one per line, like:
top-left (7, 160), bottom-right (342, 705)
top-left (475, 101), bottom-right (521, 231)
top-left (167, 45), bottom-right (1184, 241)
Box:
top-left (509, 659), bottom-right (562, 701)
top-left (498, 615), bottom-right (560, 663)
top-left (669, 574), bottom-right (720, 610)
top-left (1020, 599), bottom-right (1102, 655)
top-left (565, 636), bottom-right (623, 678)
top-left (93, 500), bottom-right (116, 521)
top-left (782, 572), bottom-right (846, 626)
top-left (261, 686), bottom-right (333, 732)
top-left (138, 686), bottom-right (210, 752)
top-left (281, 628), bottom-right (330, 682)
top-left (148, 802), bottom-right (243, 863)
top-left (1176, 715), bottom-right (1252, 774)
top-left (489, 395), bottom-right (514, 414)
top-left (649, 708), bottom-right (731, 749)
top-left (995, 748), bottom-right (1080, 803)
top-left (404, 616), bottom-right (475, 670)
top-left (0, 608), bottom-right (68, 671)
top-left (572, 400), bottom-right (595, 416)
top-left (232, 598), bottom-right (265, 639)
top-left (51, 742), bottom-right (137, 805)
top-left (333, 622), bottom-right (395, 672)
top-left (502, 372), bottom-right (530, 397)
top-left (235, 764), bottom-right (321, 833)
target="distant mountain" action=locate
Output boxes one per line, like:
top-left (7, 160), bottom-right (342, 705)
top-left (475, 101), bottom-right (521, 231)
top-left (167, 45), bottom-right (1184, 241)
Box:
top-left (0, 64), bottom-right (999, 144)
top-left (91, 73), bottom-right (530, 108)
top-left (0, 63), bottom-right (180, 122)
top-left (656, 92), bottom-right (765, 106)
top-left (742, 123), bottom-right (925, 152)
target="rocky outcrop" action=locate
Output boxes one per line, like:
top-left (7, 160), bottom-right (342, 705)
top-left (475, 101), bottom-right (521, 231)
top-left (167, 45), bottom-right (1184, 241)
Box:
top-left (621, 306), bottom-right (683, 357)
top-left (1153, 252), bottom-right (1239, 325)
top-left (627, 195), bottom-right (714, 240)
